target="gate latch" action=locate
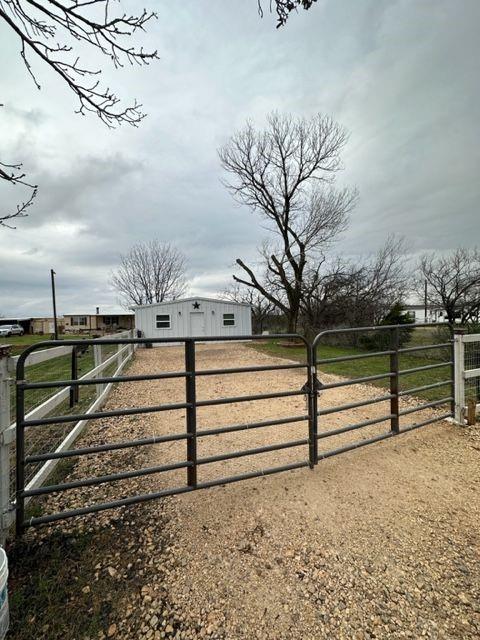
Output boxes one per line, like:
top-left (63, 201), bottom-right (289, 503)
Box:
top-left (301, 376), bottom-right (323, 396)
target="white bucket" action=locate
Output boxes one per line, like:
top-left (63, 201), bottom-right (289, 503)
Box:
top-left (0, 547), bottom-right (8, 640)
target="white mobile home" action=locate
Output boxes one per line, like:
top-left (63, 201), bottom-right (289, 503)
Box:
top-left (134, 297), bottom-right (252, 340)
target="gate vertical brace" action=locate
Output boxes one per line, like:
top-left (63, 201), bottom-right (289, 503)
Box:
top-left (308, 345), bottom-right (318, 468)
top-left (15, 357), bottom-right (26, 537)
top-left (390, 327), bottom-right (400, 434)
top-left (185, 340), bottom-right (197, 487)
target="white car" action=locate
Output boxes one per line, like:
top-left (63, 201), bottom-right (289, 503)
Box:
top-left (0, 324), bottom-right (24, 336)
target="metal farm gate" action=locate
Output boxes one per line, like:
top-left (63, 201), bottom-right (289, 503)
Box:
top-left (10, 324), bottom-right (456, 536)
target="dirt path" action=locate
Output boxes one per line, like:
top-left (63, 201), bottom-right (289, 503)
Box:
top-left (13, 343), bottom-right (480, 640)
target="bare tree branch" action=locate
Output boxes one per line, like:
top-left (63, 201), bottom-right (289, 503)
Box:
top-left (258, 0), bottom-right (317, 28)
top-left (0, 0), bottom-right (157, 226)
top-left (111, 241), bottom-right (188, 307)
top-left (219, 112), bottom-right (357, 331)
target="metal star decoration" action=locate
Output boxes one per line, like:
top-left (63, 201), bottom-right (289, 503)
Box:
top-left (192, 301), bottom-right (200, 309)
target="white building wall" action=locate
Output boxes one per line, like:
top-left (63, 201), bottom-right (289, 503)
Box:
top-left (134, 298), bottom-right (252, 340)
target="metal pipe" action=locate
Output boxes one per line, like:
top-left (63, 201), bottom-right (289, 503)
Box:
top-left (400, 412), bottom-right (452, 433)
top-left (390, 327), bottom-right (400, 433)
top-left (317, 431), bottom-right (393, 460)
top-left (398, 342), bottom-right (451, 354)
top-left (21, 362), bottom-right (310, 390)
top-left (197, 438), bottom-right (308, 466)
top-left (398, 361), bottom-right (453, 376)
top-left (317, 393), bottom-right (394, 416)
top-left (197, 414), bottom-right (309, 438)
top-left (398, 380), bottom-right (452, 397)
top-left (317, 414), bottom-right (394, 439)
top-left (25, 432), bottom-right (191, 463)
top-left (319, 372), bottom-right (394, 391)
top-left (195, 362), bottom-right (307, 376)
top-left (16, 332), bottom-right (310, 364)
top-left (24, 461), bottom-right (310, 528)
top-left (185, 340), bottom-right (197, 488)
top-left (24, 401), bottom-right (191, 427)
top-left (312, 322), bottom-right (448, 349)
top-left (398, 397), bottom-right (453, 417)
top-left (317, 349), bottom-right (394, 364)
top-left (22, 370), bottom-right (190, 389)
top-left (22, 459), bottom-right (193, 497)
top-left (196, 389), bottom-right (305, 408)
top-left (50, 268), bottom-right (58, 341)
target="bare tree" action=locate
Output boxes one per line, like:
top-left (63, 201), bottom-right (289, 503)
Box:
top-left (0, 0), bottom-right (158, 226)
top-left (222, 282), bottom-right (275, 333)
top-left (258, 1), bottom-right (317, 27)
top-left (300, 236), bottom-right (408, 333)
top-left (418, 248), bottom-right (480, 326)
top-left (219, 112), bottom-right (357, 332)
top-left (111, 241), bottom-right (188, 307)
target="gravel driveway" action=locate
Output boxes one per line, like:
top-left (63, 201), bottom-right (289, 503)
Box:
top-left (20, 343), bottom-right (480, 639)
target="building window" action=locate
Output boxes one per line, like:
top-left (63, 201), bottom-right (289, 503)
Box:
top-left (223, 313), bottom-right (235, 327)
top-left (71, 316), bottom-right (87, 326)
top-left (156, 314), bottom-right (171, 329)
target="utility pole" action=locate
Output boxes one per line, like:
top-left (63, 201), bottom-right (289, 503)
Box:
top-left (50, 269), bottom-right (58, 340)
top-left (424, 279), bottom-right (428, 323)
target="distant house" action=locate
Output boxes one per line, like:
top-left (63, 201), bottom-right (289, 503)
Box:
top-left (63, 308), bottom-right (134, 334)
top-left (0, 317), bottom-right (63, 335)
top-left (403, 304), bottom-right (448, 324)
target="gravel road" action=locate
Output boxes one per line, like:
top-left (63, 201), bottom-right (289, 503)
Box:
top-left (20, 343), bottom-right (480, 639)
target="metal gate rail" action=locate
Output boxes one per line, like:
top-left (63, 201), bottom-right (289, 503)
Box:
top-left (15, 334), bottom-right (312, 534)
top-left (311, 323), bottom-right (454, 463)
top-left (14, 324), bottom-right (456, 535)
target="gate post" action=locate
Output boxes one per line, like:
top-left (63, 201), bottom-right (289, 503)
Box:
top-left (93, 344), bottom-right (103, 398)
top-left (185, 340), bottom-right (197, 487)
top-left (453, 330), bottom-right (465, 424)
top-left (308, 344), bottom-right (318, 468)
top-left (389, 327), bottom-right (400, 434)
top-left (69, 347), bottom-right (79, 408)
top-left (0, 345), bottom-right (15, 544)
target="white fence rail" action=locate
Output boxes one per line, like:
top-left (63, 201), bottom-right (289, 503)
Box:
top-left (0, 331), bottom-right (136, 544)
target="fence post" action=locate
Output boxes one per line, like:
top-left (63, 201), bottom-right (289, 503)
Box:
top-left (69, 347), bottom-right (79, 408)
top-left (185, 340), bottom-right (197, 487)
top-left (390, 327), bottom-right (400, 434)
top-left (454, 330), bottom-right (465, 424)
top-left (93, 344), bottom-right (102, 398)
top-left (116, 342), bottom-right (123, 369)
top-left (0, 345), bottom-right (15, 544)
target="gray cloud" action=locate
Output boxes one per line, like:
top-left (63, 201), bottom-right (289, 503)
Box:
top-left (0, 0), bottom-right (479, 316)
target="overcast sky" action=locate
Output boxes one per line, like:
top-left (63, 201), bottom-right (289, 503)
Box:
top-left (1, 0), bottom-right (479, 316)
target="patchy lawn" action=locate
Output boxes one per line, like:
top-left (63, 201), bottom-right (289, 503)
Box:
top-left (249, 339), bottom-right (453, 402)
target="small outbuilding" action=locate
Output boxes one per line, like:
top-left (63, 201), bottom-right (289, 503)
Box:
top-left (133, 297), bottom-right (252, 340)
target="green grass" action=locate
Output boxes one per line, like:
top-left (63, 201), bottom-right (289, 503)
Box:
top-left (8, 341), bottom-right (122, 491)
top-left (249, 339), bottom-right (453, 402)
top-left (2, 334), bottom-right (94, 356)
